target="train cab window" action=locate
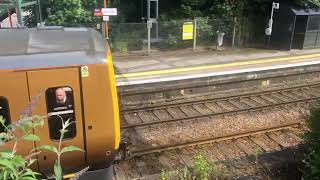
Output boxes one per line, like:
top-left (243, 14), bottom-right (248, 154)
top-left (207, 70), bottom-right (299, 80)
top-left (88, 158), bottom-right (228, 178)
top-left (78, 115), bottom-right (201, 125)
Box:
top-left (46, 87), bottom-right (76, 141)
top-left (0, 97), bottom-right (11, 133)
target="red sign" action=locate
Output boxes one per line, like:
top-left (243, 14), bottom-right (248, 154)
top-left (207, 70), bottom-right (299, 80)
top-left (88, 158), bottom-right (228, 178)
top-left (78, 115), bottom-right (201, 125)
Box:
top-left (93, 8), bottom-right (103, 16)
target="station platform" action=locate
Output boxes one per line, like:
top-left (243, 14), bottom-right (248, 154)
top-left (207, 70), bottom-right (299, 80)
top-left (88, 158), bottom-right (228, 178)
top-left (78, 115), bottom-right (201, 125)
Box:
top-left (113, 48), bottom-right (320, 106)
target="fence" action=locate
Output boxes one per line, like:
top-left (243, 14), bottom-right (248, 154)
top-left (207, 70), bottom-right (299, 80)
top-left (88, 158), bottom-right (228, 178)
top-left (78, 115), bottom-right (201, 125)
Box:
top-left (45, 16), bottom-right (267, 54)
top-left (107, 16), bottom-right (267, 54)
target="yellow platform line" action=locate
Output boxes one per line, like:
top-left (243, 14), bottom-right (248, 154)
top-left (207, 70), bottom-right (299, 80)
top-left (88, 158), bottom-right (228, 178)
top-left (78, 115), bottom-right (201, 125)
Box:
top-left (115, 53), bottom-right (320, 78)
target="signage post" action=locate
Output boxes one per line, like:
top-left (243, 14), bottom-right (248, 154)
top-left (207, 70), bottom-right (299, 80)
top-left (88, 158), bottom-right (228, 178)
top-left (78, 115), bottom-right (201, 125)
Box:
top-left (182, 21), bottom-right (194, 40)
top-left (93, 6), bottom-right (117, 40)
top-left (265, 2), bottom-right (280, 48)
top-left (147, 20), bottom-right (153, 56)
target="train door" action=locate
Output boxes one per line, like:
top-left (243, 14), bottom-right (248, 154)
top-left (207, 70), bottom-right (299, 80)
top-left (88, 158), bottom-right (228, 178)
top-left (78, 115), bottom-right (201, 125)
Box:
top-left (0, 72), bottom-right (34, 160)
top-left (27, 68), bottom-right (85, 173)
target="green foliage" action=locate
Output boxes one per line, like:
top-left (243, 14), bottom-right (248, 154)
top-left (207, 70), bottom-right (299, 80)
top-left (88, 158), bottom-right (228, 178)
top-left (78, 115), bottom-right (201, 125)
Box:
top-left (0, 93), bottom-right (86, 180)
top-left (0, 115), bottom-right (44, 180)
top-left (109, 23), bottom-right (145, 52)
top-left (35, 118), bottom-right (84, 180)
top-left (21, 0), bottom-right (320, 28)
top-left (167, 34), bottom-right (180, 47)
top-left (111, 40), bottom-right (128, 53)
top-left (296, 0), bottom-right (320, 7)
top-left (302, 104), bottom-right (320, 179)
top-left (161, 151), bottom-right (229, 180)
top-left (193, 152), bottom-right (210, 180)
top-left (46, 0), bottom-right (93, 26)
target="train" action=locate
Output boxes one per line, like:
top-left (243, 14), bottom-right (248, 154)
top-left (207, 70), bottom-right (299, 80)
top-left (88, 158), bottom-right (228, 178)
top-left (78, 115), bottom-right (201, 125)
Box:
top-left (0, 27), bottom-right (121, 179)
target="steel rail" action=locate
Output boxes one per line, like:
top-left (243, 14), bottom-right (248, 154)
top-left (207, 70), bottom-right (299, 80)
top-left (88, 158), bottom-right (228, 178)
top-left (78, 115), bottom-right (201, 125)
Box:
top-left (121, 82), bottom-right (320, 113)
top-left (121, 93), bottom-right (319, 129)
top-left (130, 121), bottom-right (301, 157)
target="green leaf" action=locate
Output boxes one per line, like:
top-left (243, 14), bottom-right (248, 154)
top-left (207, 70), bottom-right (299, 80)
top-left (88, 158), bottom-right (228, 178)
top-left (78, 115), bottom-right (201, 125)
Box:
top-left (54, 160), bottom-right (62, 180)
top-left (18, 125), bottom-right (28, 134)
top-left (21, 168), bottom-right (39, 178)
top-left (20, 176), bottom-right (37, 180)
top-left (35, 145), bottom-right (58, 154)
top-left (26, 121), bottom-right (33, 129)
top-left (0, 116), bottom-right (5, 127)
top-left (60, 146), bottom-right (83, 155)
top-left (22, 134), bottom-right (40, 142)
top-left (2, 169), bottom-right (8, 180)
top-left (59, 129), bottom-right (68, 134)
top-left (0, 158), bottom-right (17, 177)
top-left (30, 117), bottom-right (44, 128)
top-left (0, 150), bottom-right (13, 158)
top-left (11, 155), bottom-right (25, 167)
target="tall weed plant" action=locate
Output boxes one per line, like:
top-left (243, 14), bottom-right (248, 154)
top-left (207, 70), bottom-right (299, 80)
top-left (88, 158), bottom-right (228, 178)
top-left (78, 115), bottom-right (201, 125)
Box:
top-left (302, 103), bottom-right (320, 179)
top-left (0, 92), bottom-right (86, 180)
top-left (161, 152), bottom-right (229, 180)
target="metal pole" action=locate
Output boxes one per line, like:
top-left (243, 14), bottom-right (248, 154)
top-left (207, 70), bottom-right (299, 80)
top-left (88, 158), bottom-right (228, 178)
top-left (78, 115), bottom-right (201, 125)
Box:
top-left (103, 0), bottom-right (109, 39)
top-left (37, 0), bottom-right (42, 23)
top-left (6, 4), bottom-right (12, 28)
top-left (156, 0), bottom-right (158, 18)
top-left (193, 18), bottom-right (197, 51)
top-left (267, 35), bottom-right (271, 48)
top-left (147, 0), bottom-right (150, 19)
top-left (232, 17), bottom-right (236, 47)
top-left (269, 7), bottom-right (274, 30)
top-left (148, 25), bottom-right (151, 56)
top-left (141, 0), bottom-right (144, 21)
top-left (16, 0), bottom-right (23, 27)
top-left (155, 0), bottom-right (159, 40)
top-left (267, 4), bottom-right (275, 48)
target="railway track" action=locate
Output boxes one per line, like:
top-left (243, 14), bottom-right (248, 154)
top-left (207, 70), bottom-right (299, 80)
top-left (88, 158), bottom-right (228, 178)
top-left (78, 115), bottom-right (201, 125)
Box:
top-left (121, 82), bottom-right (320, 129)
top-left (116, 83), bottom-right (315, 179)
top-left (114, 122), bottom-right (305, 179)
top-left (129, 121), bottom-right (302, 157)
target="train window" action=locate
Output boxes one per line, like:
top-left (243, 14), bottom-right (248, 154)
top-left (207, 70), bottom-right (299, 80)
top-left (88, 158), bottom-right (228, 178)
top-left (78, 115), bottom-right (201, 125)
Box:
top-left (0, 97), bottom-right (11, 133)
top-left (45, 87), bottom-right (76, 141)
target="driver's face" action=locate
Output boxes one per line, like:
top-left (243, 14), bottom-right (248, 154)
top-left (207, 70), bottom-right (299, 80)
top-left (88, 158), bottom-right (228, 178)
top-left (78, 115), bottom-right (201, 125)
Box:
top-left (55, 89), bottom-right (66, 103)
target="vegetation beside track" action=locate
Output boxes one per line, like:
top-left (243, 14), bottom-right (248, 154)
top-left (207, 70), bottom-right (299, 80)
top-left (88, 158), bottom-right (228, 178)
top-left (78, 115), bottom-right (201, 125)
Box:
top-left (160, 152), bottom-right (229, 180)
top-left (302, 103), bottom-right (320, 179)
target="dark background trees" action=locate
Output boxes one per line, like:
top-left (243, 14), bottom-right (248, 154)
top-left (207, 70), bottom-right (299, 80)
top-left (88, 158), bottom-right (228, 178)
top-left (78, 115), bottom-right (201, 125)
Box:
top-left (23, 0), bottom-right (320, 26)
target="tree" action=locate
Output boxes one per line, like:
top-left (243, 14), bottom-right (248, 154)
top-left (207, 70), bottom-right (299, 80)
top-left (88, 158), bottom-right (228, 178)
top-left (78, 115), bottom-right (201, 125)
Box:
top-left (22, 0), bottom-right (320, 27)
top-left (295, 0), bottom-right (320, 6)
top-left (46, 0), bottom-right (92, 26)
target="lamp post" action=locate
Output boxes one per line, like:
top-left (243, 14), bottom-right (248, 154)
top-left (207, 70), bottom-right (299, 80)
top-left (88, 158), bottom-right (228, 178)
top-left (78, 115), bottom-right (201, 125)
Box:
top-left (265, 2), bottom-right (279, 48)
top-left (16, 0), bottom-right (23, 26)
top-left (37, 0), bottom-right (42, 23)
top-left (103, 0), bottom-right (109, 39)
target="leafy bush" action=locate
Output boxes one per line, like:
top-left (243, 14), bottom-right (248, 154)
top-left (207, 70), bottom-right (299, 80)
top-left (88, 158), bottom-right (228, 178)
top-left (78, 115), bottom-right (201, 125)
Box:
top-left (35, 117), bottom-right (84, 180)
top-left (167, 34), bottom-right (180, 48)
top-left (161, 151), bottom-right (229, 180)
top-left (193, 152), bottom-right (210, 179)
top-left (302, 104), bottom-right (320, 179)
top-left (0, 93), bottom-right (85, 180)
top-left (111, 40), bottom-right (128, 53)
top-left (109, 23), bottom-right (145, 52)
top-left (0, 115), bottom-right (44, 180)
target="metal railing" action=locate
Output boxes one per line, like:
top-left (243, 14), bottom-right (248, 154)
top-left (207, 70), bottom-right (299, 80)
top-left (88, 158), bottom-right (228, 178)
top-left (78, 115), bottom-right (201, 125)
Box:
top-left (107, 17), bottom-right (267, 54)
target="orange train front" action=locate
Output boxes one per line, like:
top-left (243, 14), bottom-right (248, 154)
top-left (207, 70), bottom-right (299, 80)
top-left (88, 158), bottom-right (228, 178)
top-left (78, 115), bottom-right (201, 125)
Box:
top-left (0, 27), bottom-right (120, 179)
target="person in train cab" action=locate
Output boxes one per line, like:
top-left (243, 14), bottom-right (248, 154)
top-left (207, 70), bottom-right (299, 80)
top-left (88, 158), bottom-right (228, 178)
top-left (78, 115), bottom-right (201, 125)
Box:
top-left (54, 88), bottom-right (73, 111)
top-left (49, 87), bottom-right (76, 140)
top-left (55, 88), bottom-right (67, 104)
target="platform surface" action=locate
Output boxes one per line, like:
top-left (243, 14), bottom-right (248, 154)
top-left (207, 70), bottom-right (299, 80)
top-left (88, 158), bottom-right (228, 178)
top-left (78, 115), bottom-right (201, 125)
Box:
top-left (113, 48), bottom-right (320, 86)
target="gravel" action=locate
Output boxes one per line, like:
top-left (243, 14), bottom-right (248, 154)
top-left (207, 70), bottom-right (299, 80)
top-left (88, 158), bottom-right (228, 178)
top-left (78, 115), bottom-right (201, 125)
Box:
top-left (126, 107), bottom-right (305, 149)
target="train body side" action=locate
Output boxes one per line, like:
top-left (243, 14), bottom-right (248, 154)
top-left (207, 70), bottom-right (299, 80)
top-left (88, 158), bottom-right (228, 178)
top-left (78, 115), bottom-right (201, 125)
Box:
top-left (0, 28), bottom-right (120, 178)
